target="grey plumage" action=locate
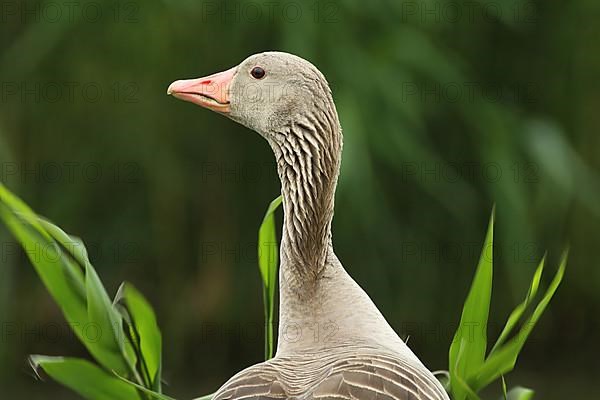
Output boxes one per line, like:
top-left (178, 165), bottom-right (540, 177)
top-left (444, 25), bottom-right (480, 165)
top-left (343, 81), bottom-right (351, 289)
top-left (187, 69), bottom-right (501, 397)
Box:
top-left (170, 52), bottom-right (449, 400)
top-left (213, 347), bottom-right (447, 400)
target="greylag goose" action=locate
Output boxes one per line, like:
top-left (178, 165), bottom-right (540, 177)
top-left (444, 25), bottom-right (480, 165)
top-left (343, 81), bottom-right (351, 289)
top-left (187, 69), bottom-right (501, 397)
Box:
top-left (168, 52), bottom-right (449, 400)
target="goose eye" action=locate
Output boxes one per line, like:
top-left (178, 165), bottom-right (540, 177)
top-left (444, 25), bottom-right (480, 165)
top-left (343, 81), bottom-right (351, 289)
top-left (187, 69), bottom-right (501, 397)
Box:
top-left (250, 66), bottom-right (266, 79)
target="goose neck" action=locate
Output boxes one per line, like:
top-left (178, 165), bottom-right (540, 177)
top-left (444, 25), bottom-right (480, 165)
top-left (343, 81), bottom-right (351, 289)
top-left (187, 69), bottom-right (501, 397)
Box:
top-left (272, 112), bottom-right (342, 282)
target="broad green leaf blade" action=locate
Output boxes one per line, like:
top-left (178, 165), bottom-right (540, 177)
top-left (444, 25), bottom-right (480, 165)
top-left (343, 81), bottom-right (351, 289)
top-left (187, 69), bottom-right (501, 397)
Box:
top-left (85, 261), bottom-right (130, 375)
top-left (30, 356), bottom-right (140, 400)
top-left (472, 252), bottom-right (567, 391)
top-left (0, 206), bottom-right (88, 322)
top-left (0, 185), bottom-right (91, 341)
top-left (115, 282), bottom-right (163, 391)
top-left (504, 387), bottom-right (535, 400)
top-left (449, 339), bottom-right (482, 400)
top-left (41, 217), bottom-right (133, 376)
top-left (0, 184), bottom-right (130, 375)
top-left (36, 219), bottom-right (87, 297)
top-left (38, 217), bottom-right (90, 277)
top-left (490, 257), bottom-right (545, 355)
top-left (0, 184), bottom-right (49, 236)
top-left (258, 195), bottom-right (283, 285)
top-left (0, 185), bottom-right (87, 320)
top-left (452, 363), bottom-right (483, 400)
top-left (449, 209), bottom-right (495, 400)
top-left (258, 195), bottom-right (282, 360)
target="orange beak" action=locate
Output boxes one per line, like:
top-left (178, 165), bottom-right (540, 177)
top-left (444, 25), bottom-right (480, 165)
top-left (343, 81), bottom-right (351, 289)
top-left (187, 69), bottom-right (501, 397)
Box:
top-left (167, 66), bottom-right (236, 113)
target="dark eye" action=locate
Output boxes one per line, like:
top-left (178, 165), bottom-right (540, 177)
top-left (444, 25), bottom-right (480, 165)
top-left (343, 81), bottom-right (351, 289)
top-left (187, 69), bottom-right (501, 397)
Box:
top-left (250, 66), bottom-right (265, 79)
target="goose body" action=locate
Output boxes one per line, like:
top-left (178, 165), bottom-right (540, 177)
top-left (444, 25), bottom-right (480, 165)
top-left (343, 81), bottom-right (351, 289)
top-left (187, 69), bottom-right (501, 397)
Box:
top-left (168, 52), bottom-right (449, 400)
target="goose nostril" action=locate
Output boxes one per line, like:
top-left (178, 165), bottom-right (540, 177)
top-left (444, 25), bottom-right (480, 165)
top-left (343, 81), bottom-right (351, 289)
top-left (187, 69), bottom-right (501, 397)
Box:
top-left (200, 80), bottom-right (212, 85)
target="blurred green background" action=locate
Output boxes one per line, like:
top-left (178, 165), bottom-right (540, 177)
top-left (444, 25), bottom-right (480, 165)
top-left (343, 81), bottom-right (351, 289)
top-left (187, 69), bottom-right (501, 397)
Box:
top-left (1, 0), bottom-right (598, 398)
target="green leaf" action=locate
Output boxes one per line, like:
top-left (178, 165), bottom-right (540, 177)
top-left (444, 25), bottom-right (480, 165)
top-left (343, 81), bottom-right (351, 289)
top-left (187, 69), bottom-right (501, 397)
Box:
top-left (44, 223), bottom-right (133, 375)
top-left (113, 372), bottom-right (175, 400)
top-left (85, 262), bottom-right (131, 375)
top-left (449, 208), bottom-right (494, 400)
top-left (472, 251), bottom-right (567, 390)
top-left (0, 185), bottom-right (91, 346)
top-left (0, 184), bottom-right (49, 235)
top-left (501, 387), bottom-right (535, 400)
top-left (38, 218), bottom-right (90, 280)
top-left (0, 185), bottom-right (87, 322)
top-left (257, 195), bottom-right (282, 360)
top-left (115, 282), bottom-right (163, 391)
top-left (451, 359), bottom-right (483, 400)
top-left (0, 184), bottom-right (130, 375)
top-left (490, 257), bottom-right (545, 355)
top-left (30, 356), bottom-right (140, 400)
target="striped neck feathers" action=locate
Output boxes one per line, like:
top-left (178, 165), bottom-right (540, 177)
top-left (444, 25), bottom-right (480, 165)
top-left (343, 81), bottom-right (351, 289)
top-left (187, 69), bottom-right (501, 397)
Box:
top-left (269, 91), bottom-right (342, 283)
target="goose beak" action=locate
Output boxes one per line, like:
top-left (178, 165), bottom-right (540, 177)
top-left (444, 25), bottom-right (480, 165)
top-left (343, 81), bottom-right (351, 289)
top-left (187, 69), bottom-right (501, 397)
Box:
top-left (167, 66), bottom-right (236, 113)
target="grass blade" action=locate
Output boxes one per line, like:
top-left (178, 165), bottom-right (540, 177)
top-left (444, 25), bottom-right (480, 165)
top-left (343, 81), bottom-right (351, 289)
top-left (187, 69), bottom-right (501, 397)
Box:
top-left (257, 195), bottom-right (282, 360)
top-left (115, 282), bottom-right (163, 391)
top-left (449, 208), bottom-right (495, 400)
top-left (472, 251), bottom-right (567, 390)
top-left (85, 262), bottom-right (131, 375)
top-left (490, 257), bottom-right (545, 355)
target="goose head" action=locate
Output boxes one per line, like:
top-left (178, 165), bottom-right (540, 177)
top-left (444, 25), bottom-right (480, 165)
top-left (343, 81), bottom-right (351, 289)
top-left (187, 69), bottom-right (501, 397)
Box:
top-left (167, 52), bottom-right (340, 146)
top-left (169, 52), bottom-right (342, 272)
